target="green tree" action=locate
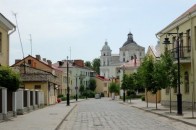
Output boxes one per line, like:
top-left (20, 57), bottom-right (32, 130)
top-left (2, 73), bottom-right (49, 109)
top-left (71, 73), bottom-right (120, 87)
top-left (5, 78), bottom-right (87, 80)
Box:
top-left (88, 78), bottom-right (96, 91)
top-left (137, 56), bottom-right (154, 107)
top-left (0, 66), bottom-right (20, 92)
top-left (85, 61), bottom-right (92, 68)
top-left (92, 58), bottom-right (100, 74)
top-left (109, 82), bottom-right (120, 94)
top-left (160, 50), bottom-right (178, 112)
top-left (79, 84), bottom-right (85, 95)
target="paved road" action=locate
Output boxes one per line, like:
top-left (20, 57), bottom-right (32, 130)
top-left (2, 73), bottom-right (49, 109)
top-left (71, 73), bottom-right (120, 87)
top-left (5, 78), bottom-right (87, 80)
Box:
top-left (59, 98), bottom-right (195, 130)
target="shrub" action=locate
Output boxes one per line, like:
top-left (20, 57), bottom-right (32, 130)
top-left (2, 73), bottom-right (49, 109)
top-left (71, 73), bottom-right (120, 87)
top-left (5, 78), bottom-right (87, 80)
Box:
top-left (61, 97), bottom-right (66, 101)
top-left (141, 96), bottom-right (145, 101)
top-left (0, 66), bottom-right (20, 92)
top-left (58, 94), bottom-right (64, 98)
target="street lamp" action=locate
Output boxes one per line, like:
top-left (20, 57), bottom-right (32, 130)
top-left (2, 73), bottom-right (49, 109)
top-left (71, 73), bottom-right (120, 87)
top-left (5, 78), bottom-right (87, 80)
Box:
top-left (123, 65), bottom-right (126, 102)
top-left (66, 56), bottom-right (70, 106)
top-left (162, 26), bottom-right (183, 115)
top-left (75, 74), bottom-right (78, 101)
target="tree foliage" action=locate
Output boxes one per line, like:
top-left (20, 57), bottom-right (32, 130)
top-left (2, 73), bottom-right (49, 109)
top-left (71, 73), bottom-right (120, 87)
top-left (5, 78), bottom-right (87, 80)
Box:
top-left (92, 58), bottom-right (100, 74)
top-left (88, 78), bottom-right (96, 91)
top-left (0, 66), bottom-right (21, 92)
top-left (109, 82), bottom-right (120, 94)
top-left (85, 61), bottom-right (92, 68)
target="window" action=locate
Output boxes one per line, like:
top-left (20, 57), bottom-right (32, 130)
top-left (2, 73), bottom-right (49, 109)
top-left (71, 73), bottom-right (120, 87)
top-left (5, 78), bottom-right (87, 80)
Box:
top-left (186, 29), bottom-right (191, 52)
top-left (123, 58), bottom-right (125, 62)
top-left (34, 85), bottom-right (41, 89)
top-left (184, 71), bottom-right (189, 93)
top-left (173, 87), bottom-right (177, 93)
top-left (165, 87), bottom-right (169, 94)
top-left (28, 59), bottom-right (32, 65)
top-left (179, 33), bottom-right (184, 58)
top-left (0, 32), bottom-right (2, 53)
top-left (123, 52), bottom-right (125, 56)
top-left (104, 83), bottom-right (107, 87)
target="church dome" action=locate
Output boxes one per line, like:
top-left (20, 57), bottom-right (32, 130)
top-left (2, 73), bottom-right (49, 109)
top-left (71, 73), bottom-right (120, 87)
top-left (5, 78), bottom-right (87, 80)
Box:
top-left (122, 32), bottom-right (137, 47)
top-left (102, 41), bottom-right (111, 51)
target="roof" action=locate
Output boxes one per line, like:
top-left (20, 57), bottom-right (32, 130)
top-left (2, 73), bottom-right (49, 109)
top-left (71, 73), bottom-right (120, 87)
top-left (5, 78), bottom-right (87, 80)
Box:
top-left (148, 44), bottom-right (160, 58)
top-left (11, 55), bottom-right (62, 72)
top-left (156, 4), bottom-right (196, 35)
top-left (96, 75), bottom-right (110, 81)
top-left (119, 59), bottom-right (141, 68)
top-left (101, 41), bottom-right (111, 51)
top-left (0, 13), bottom-right (15, 30)
top-left (122, 32), bottom-right (137, 47)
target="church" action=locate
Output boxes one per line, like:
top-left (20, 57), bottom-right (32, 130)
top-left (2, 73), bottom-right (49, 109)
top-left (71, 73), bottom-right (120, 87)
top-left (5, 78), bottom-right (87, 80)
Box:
top-left (100, 32), bottom-right (145, 79)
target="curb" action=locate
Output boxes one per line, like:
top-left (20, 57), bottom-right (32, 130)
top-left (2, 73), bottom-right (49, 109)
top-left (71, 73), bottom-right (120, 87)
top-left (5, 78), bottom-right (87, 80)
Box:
top-left (55, 104), bottom-right (77, 130)
top-left (131, 106), bottom-right (196, 128)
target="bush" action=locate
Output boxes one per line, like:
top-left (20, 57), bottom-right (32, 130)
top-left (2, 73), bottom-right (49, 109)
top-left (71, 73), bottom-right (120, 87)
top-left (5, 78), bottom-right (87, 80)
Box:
top-left (141, 96), bottom-right (145, 101)
top-left (61, 97), bottom-right (66, 101)
top-left (0, 66), bottom-right (20, 92)
top-left (58, 94), bottom-right (64, 98)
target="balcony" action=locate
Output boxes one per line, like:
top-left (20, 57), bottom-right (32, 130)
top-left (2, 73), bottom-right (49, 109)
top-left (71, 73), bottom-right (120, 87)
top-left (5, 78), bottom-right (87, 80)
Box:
top-left (169, 46), bottom-right (191, 63)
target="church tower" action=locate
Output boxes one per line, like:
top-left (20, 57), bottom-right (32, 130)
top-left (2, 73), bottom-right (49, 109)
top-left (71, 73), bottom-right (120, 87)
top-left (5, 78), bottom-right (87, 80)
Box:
top-left (100, 41), bottom-right (112, 78)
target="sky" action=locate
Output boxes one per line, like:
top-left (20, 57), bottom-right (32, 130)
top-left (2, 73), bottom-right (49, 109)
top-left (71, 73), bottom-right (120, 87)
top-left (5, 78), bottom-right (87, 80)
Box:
top-left (0, 0), bottom-right (196, 65)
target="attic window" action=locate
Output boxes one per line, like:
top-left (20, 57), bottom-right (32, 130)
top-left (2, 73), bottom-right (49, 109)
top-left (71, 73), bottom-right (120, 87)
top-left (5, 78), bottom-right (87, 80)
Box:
top-left (28, 60), bottom-right (32, 65)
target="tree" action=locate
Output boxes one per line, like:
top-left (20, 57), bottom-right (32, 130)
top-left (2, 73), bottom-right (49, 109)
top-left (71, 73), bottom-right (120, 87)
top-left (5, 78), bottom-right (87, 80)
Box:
top-left (92, 58), bottom-right (100, 74)
top-left (88, 78), bottom-right (96, 91)
top-left (85, 61), bottom-right (92, 68)
top-left (137, 56), bottom-right (154, 107)
top-left (79, 84), bottom-right (85, 96)
top-left (0, 66), bottom-right (20, 92)
top-left (109, 82), bottom-right (120, 99)
top-left (160, 50), bottom-right (178, 112)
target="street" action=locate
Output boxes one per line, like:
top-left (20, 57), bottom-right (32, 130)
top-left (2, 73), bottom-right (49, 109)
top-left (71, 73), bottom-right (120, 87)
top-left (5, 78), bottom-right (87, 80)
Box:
top-left (58, 98), bottom-right (195, 130)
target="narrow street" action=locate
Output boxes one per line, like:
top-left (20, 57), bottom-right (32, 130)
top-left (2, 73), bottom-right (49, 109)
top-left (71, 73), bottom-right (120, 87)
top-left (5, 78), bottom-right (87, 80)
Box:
top-left (59, 98), bottom-right (195, 130)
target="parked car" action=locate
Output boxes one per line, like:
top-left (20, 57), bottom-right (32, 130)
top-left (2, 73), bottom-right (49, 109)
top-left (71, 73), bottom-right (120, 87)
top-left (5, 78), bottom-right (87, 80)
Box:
top-left (95, 93), bottom-right (101, 99)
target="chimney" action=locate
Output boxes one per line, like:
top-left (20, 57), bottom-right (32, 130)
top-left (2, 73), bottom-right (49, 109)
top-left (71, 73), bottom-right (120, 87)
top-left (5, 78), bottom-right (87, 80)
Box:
top-left (58, 61), bottom-right (64, 66)
top-left (74, 60), bottom-right (84, 67)
top-left (36, 55), bottom-right (41, 60)
top-left (134, 55), bottom-right (137, 66)
top-left (43, 58), bottom-right (46, 62)
top-left (15, 59), bottom-right (21, 63)
top-left (47, 60), bottom-right (52, 66)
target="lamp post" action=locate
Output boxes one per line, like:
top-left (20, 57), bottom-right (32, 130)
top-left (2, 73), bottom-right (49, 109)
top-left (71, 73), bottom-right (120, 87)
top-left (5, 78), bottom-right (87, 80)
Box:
top-left (123, 65), bottom-right (126, 102)
top-left (162, 26), bottom-right (182, 115)
top-left (66, 56), bottom-right (70, 106)
top-left (75, 74), bottom-right (78, 101)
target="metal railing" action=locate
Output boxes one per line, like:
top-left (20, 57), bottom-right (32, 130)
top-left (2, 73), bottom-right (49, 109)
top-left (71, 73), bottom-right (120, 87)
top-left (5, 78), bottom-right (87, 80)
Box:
top-left (169, 46), bottom-right (191, 61)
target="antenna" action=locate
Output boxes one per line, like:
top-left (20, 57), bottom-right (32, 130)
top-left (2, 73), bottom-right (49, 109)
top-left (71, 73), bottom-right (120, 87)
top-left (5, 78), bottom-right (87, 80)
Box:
top-left (13, 12), bottom-right (26, 73)
top-left (70, 46), bottom-right (71, 60)
top-left (29, 34), bottom-right (32, 55)
top-left (13, 12), bottom-right (25, 59)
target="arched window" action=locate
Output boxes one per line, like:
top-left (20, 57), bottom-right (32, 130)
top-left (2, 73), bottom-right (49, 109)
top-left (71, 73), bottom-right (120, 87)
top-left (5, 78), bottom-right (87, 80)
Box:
top-left (184, 71), bottom-right (189, 93)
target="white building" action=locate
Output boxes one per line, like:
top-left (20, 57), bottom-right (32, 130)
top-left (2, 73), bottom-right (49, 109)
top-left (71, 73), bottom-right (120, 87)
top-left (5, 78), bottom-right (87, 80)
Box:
top-left (100, 32), bottom-right (145, 79)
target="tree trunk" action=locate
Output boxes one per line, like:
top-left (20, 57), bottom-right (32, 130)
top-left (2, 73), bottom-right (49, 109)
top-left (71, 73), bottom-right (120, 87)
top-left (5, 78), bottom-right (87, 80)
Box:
top-left (170, 87), bottom-right (172, 113)
top-left (156, 92), bottom-right (157, 110)
top-left (146, 90), bottom-right (148, 108)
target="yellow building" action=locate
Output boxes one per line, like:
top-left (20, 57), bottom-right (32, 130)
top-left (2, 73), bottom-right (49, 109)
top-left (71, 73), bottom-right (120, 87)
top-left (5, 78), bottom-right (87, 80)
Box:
top-left (12, 55), bottom-right (63, 105)
top-left (156, 4), bottom-right (196, 108)
top-left (95, 75), bottom-right (111, 97)
top-left (145, 45), bottom-right (161, 103)
top-left (0, 13), bottom-right (15, 66)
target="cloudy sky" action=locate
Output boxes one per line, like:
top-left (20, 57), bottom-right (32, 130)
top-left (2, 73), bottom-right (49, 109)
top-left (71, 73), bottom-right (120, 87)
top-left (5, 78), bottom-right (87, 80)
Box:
top-left (0, 0), bottom-right (195, 65)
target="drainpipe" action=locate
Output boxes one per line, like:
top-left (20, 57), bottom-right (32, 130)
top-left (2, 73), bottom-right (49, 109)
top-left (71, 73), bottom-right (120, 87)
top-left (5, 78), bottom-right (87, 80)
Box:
top-left (7, 27), bottom-right (16, 66)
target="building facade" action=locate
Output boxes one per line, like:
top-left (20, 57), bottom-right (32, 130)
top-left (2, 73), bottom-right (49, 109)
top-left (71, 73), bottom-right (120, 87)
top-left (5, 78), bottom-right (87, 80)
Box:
top-left (0, 13), bottom-right (15, 66)
top-left (100, 32), bottom-right (145, 80)
top-left (156, 4), bottom-right (196, 107)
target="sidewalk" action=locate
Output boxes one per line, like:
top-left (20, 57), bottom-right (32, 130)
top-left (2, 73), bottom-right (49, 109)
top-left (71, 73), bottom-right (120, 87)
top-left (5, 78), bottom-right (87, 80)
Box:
top-left (0, 99), bottom-right (85, 130)
top-left (118, 99), bottom-right (196, 127)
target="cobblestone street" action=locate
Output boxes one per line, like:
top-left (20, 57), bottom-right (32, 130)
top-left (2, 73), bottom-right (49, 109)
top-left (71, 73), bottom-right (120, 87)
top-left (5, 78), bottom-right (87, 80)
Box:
top-left (59, 98), bottom-right (195, 130)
